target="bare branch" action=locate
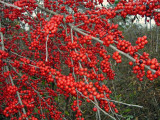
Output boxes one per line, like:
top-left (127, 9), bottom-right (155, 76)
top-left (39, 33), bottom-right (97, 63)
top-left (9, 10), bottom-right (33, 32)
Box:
top-left (0, 22), bottom-right (4, 51)
top-left (37, 4), bottom-right (57, 15)
top-left (45, 35), bottom-right (49, 62)
top-left (101, 98), bottom-right (143, 108)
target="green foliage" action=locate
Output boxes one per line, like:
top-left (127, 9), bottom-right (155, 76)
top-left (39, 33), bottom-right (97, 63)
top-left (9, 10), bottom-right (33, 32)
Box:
top-left (114, 0), bottom-right (120, 5)
top-left (64, 110), bottom-right (69, 116)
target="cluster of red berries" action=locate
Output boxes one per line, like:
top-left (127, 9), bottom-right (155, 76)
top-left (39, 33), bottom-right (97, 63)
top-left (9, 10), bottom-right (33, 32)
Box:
top-left (135, 36), bottom-right (148, 49)
top-left (0, 27), bottom-right (6, 34)
top-left (65, 15), bottom-right (74, 23)
top-left (6, 85), bottom-right (18, 95)
top-left (112, 51), bottom-right (122, 63)
top-left (43, 15), bottom-right (63, 34)
top-left (3, 101), bottom-right (18, 118)
top-left (67, 41), bottom-right (79, 49)
top-left (100, 59), bottom-right (115, 80)
top-left (71, 100), bottom-right (83, 117)
top-left (103, 35), bottom-right (114, 47)
top-left (0, 50), bottom-right (9, 59)
top-left (14, 0), bottom-right (36, 7)
top-left (74, 13), bottom-right (88, 24)
top-left (79, 35), bottom-right (92, 45)
top-left (116, 40), bottom-right (131, 53)
top-left (70, 51), bottom-right (87, 62)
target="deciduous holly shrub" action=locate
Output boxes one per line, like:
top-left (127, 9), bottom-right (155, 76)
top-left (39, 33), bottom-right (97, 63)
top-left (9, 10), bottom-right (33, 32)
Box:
top-left (0, 0), bottom-right (160, 120)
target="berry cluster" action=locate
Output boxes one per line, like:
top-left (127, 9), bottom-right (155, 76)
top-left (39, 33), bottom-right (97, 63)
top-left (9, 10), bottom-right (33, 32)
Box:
top-left (112, 51), bottom-right (122, 63)
top-left (43, 15), bottom-right (63, 34)
top-left (71, 100), bottom-right (83, 118)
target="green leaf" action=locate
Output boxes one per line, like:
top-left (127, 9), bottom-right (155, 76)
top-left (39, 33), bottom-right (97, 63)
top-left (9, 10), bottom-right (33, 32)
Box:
top-left (45, 109), bottom-right (50, 113)
top-left (123, 115), bottom-right (134, 120)
top-left (73, 96), bottom-right (76, 100)
top-left (54, 97), bottom-right (58, 101)
top-left (126, 115), bottom-right (134, 120)
top-left (64, 111), bottom-right (69, 116)
top-left (115, 94), bottom-right (122, 101)
top-left (84, 43), bottom-right (87, 48)
top-left (114, 0), bottom-right (120, 5)
top-left (42, 80), bottom-right (45, 86)
top-left (123, 108), bottom-right (131, 113)
top-left (31, 76), bottom-right (37, 80)
top-left (34, 108), bottom-right (38, 113)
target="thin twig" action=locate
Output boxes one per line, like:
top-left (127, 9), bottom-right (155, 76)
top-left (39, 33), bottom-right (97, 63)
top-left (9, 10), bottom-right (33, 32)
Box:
top-left (156, 26), bottom-right (159, 52)
top-left (37, 4), bottom-right (58, 15)
top-left (76, 90), bottom-right (116, 120)
top-left (101, 98), bottom-right (143, 108)
top-left (45, 35), bottom-right (49, 62)
top-left (94, 97), bottom-right (101, 120)
top-left (0, 22), bottom-right (4, 50)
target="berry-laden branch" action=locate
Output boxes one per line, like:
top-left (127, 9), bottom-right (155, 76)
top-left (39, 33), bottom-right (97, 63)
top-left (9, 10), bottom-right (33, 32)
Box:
top-left (0, 0), bottom-right (22, 10)
top-left (9, 63), bottom-right (67, 120)
top-left (6, 66), bottom-right (29, 120)
top-left (1, 21), bottom-right (28, 120)
top-left (36, 3), bottom-right (159, 80)
top-left (0, 0), bottom-right (160, 120)
top-left (70, 25), bottom-right (156, 73)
